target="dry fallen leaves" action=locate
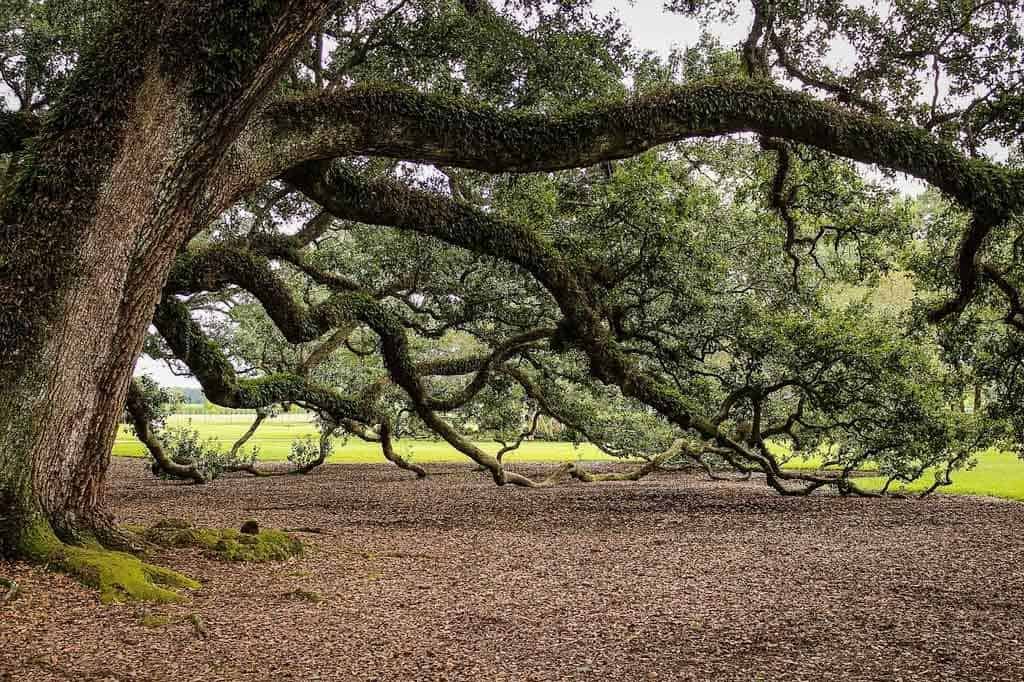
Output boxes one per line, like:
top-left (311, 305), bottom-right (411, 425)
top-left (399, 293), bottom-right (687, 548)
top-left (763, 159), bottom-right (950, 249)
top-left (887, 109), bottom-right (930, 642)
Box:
top-left (1, 458), bottom-right (1023, 681)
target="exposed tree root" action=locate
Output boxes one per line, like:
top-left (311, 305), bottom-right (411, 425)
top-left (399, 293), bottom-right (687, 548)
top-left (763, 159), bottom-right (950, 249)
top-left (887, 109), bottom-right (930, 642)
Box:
top-left (60, 545), bottom-right (200, 604)
top-left (13, 516), bottom-right (301, 603)
top-left (20, 521), bottom-right (200, 604)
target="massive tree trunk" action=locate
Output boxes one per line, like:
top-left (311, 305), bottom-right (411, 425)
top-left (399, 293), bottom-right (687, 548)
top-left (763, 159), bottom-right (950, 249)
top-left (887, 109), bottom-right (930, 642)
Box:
top-left (0, 77), bottom-right (209, 555)
top-left (0, 2), bottom-right (329, 566)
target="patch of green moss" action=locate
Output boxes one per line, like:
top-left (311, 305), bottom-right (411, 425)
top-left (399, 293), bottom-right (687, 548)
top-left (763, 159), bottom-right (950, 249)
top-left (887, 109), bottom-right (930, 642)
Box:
top-left (140, 613), bottom-right (172, 628)
top-left (208, 529), bottom-right (303, 562)
top-left (142, 520), bottom-right (302, 563)
top-left (15, 515), bottom-right (64, 560)
top-left (143, 524), bottom-right (223, 549)
top-left (61, 545), bottom-right (200, 605)
top-left (12, 516), bottom-right (200, 604)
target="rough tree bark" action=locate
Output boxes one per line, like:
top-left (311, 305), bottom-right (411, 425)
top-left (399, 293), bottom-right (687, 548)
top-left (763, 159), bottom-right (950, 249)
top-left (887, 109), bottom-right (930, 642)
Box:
top-left (0, 2), bottom-right (331, 585)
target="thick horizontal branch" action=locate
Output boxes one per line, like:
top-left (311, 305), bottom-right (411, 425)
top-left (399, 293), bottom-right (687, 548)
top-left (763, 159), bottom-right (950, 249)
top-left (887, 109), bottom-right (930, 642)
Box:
top-left (254, 80), bottom-right (1024, 221)
top-left (282, 161), bottom-right (591, 302)
top-left (256, 80), bottom-right (1024, 321)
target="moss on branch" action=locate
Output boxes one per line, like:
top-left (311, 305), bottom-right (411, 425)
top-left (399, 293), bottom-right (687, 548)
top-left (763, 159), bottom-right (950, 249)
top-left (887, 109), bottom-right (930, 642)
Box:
top-left (263, 80), bottom-right (1024, 222)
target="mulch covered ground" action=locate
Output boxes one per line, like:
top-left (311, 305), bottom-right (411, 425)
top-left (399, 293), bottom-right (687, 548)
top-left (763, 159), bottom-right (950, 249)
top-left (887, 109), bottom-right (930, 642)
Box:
top-left (2, 458), bottom-right (1024, 681)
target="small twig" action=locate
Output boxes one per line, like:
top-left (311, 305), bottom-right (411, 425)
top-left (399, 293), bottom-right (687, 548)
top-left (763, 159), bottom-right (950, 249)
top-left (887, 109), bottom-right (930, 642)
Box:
top-left (283, 527), bottom-right (330, 535)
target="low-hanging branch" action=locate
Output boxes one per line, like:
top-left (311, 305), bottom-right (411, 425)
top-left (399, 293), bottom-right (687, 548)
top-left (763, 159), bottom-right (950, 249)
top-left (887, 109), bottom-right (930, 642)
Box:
top-left (565, 439), bottom-right (686, 483)
top-left (152, 298), bottom-right (434, 480)
top-left (125, 380), bottom-right (206, 484)
top-left (222, 421), bottom-right (339, 478)
top-left (152, 297), bottom-right (373, 424)
top-left (162, 235), bottom-right (696, 489)
top-left (160, 245), bottom-right (523, 485)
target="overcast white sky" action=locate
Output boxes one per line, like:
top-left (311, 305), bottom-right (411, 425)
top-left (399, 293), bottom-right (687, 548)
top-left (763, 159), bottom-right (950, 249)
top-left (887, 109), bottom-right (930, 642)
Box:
top-left (592, 0), bottom-right (751, 54)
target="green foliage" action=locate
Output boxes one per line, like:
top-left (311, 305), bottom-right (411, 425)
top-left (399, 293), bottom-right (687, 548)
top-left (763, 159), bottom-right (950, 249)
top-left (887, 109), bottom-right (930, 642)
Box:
top-left (154, 425), bottom-right (255, 481)
top-left (128, 376), bottom-right (181, 431)
top-left (287, 434), bottom-right (330, 468)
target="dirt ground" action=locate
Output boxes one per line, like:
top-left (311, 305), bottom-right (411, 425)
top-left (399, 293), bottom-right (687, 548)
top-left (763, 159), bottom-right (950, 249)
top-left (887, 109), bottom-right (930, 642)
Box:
top-left (2, 458), bottom-right (1023, 682)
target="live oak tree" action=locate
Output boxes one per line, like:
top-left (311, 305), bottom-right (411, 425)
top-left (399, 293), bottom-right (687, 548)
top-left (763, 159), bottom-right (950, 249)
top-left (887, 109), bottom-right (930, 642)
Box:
top-left (1, 0), bottom-right (1023, 599)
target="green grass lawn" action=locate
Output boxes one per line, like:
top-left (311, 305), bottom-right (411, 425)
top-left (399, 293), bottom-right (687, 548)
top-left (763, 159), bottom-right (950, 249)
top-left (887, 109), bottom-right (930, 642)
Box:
top-left (116, 414), bottom-right (1024, 501)
top-left (855, 449), bottom-right (1024, 502)
top-left (114, 413), bottom-right (612, 464)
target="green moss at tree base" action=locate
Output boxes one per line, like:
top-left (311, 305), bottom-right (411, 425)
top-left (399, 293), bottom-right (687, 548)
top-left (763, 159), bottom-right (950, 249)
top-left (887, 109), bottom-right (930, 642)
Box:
top-left (141, 519), bottom-right (303, 562)
top-left (62, 545), bottom-right (200, 604)
top-left (14, 516), bottom-right (199, 604)
top-left (15, 515), bottom-right (65, 561)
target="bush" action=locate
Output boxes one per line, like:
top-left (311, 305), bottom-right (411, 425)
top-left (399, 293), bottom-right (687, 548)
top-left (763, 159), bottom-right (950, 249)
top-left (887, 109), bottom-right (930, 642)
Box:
top-left (150, 425), bottom-right (257, 481)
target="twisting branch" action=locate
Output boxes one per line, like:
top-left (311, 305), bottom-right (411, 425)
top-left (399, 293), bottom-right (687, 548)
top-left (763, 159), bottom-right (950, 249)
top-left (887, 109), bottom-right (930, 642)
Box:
top-left (378, 419), bottom-right (427, 478)
top-left (223, 421), bottom-right (339, 478)
top-left (125, 380), bottom-right (206, 484)
top-left (229, 410), bottom-right (270, 459)
top-left (767, 32), bottom-right (884, 114)
top-left (760, 137), bottom-right (806, 288)
top-left (287, 162), bottom-right (907, 496)
top-left (496, 410), bottom-right (542, 463)
top-left (982, 263), bottom-right (1024, 332)
top-left (247, 80), bottom-right (1024, 222)
top-left (420, 328), bottom-right (553, 411)
top-left (742, 0), bottom-right (773, 79)
top-left (565, 439), bottom-right (685, 483)
top-left (152, 297), bottom-right (372, 424)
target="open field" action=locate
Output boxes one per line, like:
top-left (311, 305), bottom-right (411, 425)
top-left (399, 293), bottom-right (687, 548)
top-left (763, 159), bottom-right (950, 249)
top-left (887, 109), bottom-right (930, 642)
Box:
top-left (113, 413), bottom-right (612, 463)
top-left (114, 414), bottom-right (1024, 501)
top-left (857, 450), bottom-right (1024, 502)
top-left (3, 459), bottom-right (1024, 681)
